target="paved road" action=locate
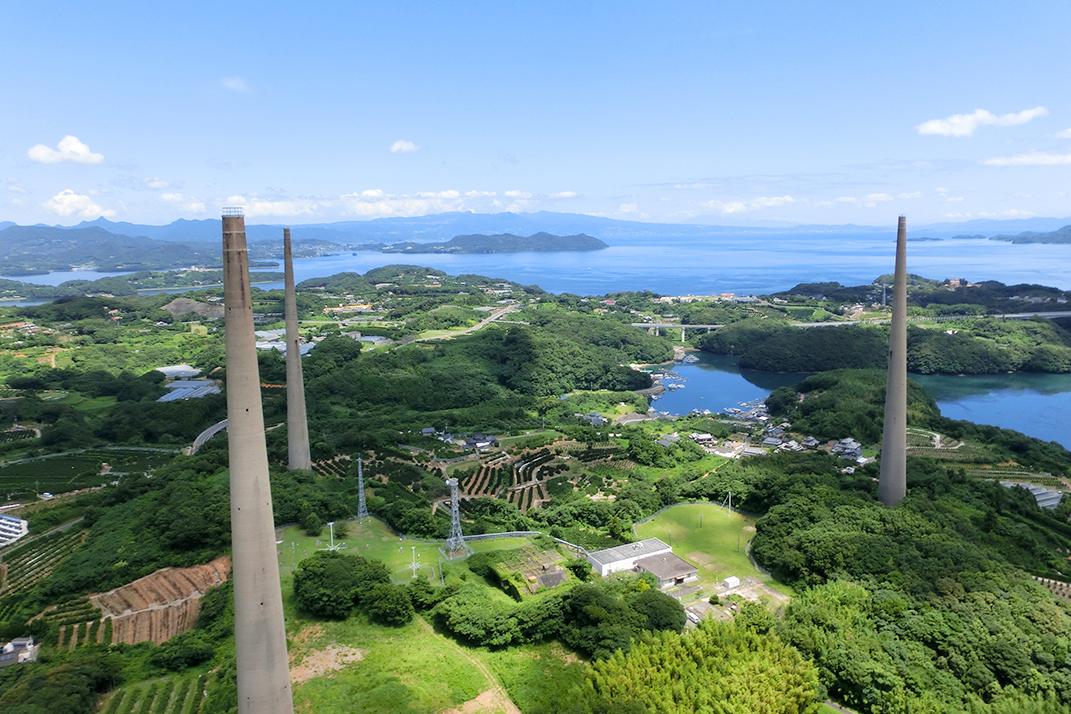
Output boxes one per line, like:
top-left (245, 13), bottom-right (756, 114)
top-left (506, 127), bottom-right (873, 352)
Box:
top-left (189, 419), bottom-right (228, 455)
top-left (401, 304), bottom-right (519, 345)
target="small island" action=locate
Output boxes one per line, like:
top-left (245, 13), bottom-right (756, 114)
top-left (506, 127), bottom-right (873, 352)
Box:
top-left (378, 231), bottom-right (608, 254)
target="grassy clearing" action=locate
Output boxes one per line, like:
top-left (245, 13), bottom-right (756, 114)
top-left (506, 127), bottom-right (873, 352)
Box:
top-left (477, 642), bottom-right (586, 714)
top-left (288, 614), bottom-right (487, 713)
top-left (276, 516), bottom-right (532, 587)
top-left (634, 502), bottom-right (791, 597)
top-left (279, 517), bottom-right (583, 712)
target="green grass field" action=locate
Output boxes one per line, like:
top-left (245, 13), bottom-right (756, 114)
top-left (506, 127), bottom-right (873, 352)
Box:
top-left (276, 516), bottom-right (532, 587)
top-left (634, 502), bottom-right (790, 596)
top-left (279, 517), bottom-right (584, 713)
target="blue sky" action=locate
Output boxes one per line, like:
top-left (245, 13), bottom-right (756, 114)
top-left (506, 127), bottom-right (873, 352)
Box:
top-left (2, 1), bottom-right (1070, 225)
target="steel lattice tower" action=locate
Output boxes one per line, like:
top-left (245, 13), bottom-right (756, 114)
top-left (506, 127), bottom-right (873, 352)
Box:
top-left (444, 478), bottom-right (469, 557)
top-left (356, 455), bottom-right (369, 520)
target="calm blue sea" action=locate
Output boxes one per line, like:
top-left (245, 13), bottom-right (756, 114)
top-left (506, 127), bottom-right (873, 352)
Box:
top-left (657, 353), bottom-right (1071, 450)
top-left (10, 232), bottom-right (1071, 295)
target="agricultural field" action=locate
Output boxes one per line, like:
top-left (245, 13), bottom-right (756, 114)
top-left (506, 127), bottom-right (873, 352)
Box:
top-left (0, 447), bottom-right (173, 499)
top-left (0, 527), bottom-right (87, 603)
top-left (0, 428), bottom-right (36, 444)
top-left (634, 502), bottom-right (790, 598)
top-left (456, 448), bottom-right (571, 512)
top-left (97, 672), bottom-right (215, 714)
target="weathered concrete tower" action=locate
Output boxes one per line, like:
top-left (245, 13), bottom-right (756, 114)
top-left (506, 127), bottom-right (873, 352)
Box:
top-left (221, 209), bottom-right (294, 713)
top-left (283, 228), bottom-right (311, 471)
top-left (879, 216), bottom-right (908, 507)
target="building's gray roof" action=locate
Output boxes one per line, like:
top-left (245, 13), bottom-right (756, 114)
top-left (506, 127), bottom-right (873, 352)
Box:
top-left (635, 552), bottom-right (698, 581)
top-left (588, 538), bottom-right (671, 566)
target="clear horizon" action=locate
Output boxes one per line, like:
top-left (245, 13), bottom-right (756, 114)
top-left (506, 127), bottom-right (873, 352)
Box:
top-left (2, 2), bottom-right (1070, 225)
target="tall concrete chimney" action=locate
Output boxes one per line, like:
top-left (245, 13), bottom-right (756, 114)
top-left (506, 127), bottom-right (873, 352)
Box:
top-left (221, 209), bottom-right (294, 713)
top-left (283, 228), bottom-right (311, 471)
top-left (879, 216), bottom-right (908, 507)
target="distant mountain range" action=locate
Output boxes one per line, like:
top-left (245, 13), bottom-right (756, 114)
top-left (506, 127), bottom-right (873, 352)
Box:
top-left (379, 232), bottom-right (607, 254)
top-left (0, 224), bottom-right (216, 274)
top-left (3, 211), bottom-right (1071, 275)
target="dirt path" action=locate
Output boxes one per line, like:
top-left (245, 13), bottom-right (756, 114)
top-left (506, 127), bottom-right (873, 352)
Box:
top-left (416, 618), bottom-right (520, 714)
top-left (290, 644), bottom-right (366, 685)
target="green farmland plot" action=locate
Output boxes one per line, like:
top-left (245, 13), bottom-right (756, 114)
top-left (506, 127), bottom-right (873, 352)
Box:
top-left (0, 448), bottom-right (174, 499)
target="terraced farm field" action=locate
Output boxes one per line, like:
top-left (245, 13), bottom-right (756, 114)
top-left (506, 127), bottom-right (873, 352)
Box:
top-left (457, 449), bottom-right (573, 512)
top-left (0, 448), bottom-right (173, 498)
top-left (0, 527), bottom-right (87, 601)
top-left (312, 454), bottom-right (352, 478)
top-left (97, 672), bottom-right (216, 714)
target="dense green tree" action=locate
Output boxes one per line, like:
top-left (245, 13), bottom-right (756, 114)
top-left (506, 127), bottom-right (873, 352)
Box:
top-left (302, 511), bottom-right (323, 537)
top-left (292, 551), bottom-right (361, 619)
top-left (365, 583), bottom-right (414, 626)
top-left (628, 589), bottom-right (686, 632)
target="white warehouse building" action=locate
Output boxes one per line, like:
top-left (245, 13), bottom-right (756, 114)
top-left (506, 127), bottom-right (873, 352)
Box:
top-left (587, 538), bottom-right (673, 576)
top-left (0, 514), bottom-right (29, 547)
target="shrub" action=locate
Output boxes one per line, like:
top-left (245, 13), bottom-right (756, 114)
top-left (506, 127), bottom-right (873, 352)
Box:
top-left (366, 584), bottom-right (414, 626)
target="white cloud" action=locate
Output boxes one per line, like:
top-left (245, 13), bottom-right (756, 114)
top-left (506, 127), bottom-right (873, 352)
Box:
top-left (4, 178), bottom-right (26, 194)
top-left (416, 189), bottom-right (461, 199)
top-left (834, 192), bottom-right (920, 208)
top-left (390, 139), bottom-right (419, 154)
top-left (43, 189), bottom-right (115, 219)
top-left (339, 191), bottom-right (467, 218)
top-left (705, 195), bottom-right (795, 214)
top-left (224, 195), bottom-right (319, 218)
top-left (144, 177), bottom-right (170, 189)
top-left (946, 208), bottom-right (1036, 219)
top-left (616, 203), bottom-right (640, 215)
top-left (550, 190), bottom-right (578, 199)
top-left (983, 151), bottom-right (1071, 167)
top-left (705, 200), bottom-right (748, 214)
top-left (750, 195), bottom-right (795, 209)
top-left (916, 106), bottom-right (1048, 137)
top-left (1057, 128), bottom-right (1071, 139)
top-left (465, 190), bottom-right (496, 198)
top-left (159, 192), bottom-right (205, 212)
top-left (221, 76), bottom-right (251, 93)
top-left (504, 190), bottom-right (532, 199)
top-left (27, 135), bottom-right (104, 164)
